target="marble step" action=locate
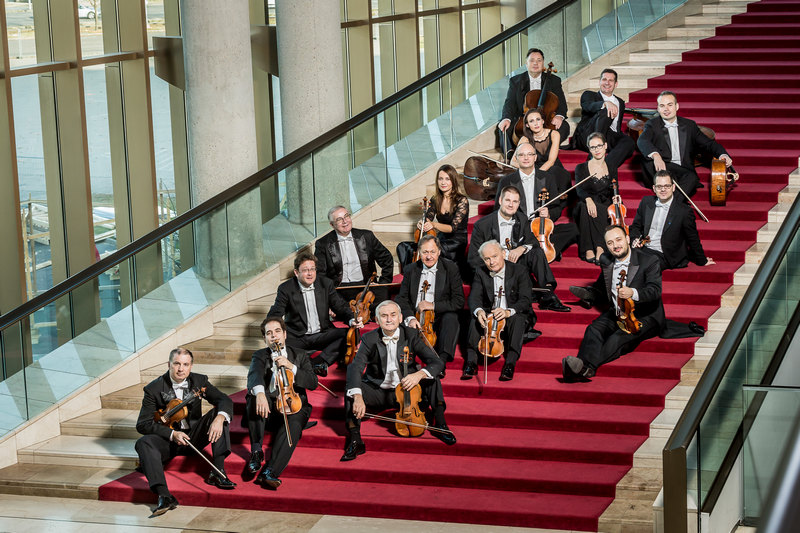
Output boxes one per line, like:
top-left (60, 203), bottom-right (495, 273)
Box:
top-left (613, 466), bottom-right (663, 500)
top-left (17, 434), bottom-right (138, 469)
top-left (587, 76), bottom-right (648, 90)
top-left (101, 382), bottom-right (241, 411)
top-left (721, 284), bottom-right (748, 308)
top-left (628, 50), bottom-right (685, 63)
top-left (665, 384), bottom-right (696, 411)
top-left (647, 38), bottom-right (701, 50)
top-left (184, 335), bottom-right (264, 364)
top-left (140, 363), bottom-right (248, 391)
top-left (733, 262), bottom-right (759, 285)
top-left (632, 436), bottom-right (667, 469)
top-left (666, 25), bottom-right (718, 38)
top-left (707, 306), bottom-right (736, 332)
top-left (214, 312), bottom-right (269, 337)
top-left (61, 408), bottom-right (140, 440)
top-left (598, 498), bottom-right (656, 533)
top-left (649, 408), bottom-right (682, 439)
top-left (702, 4), bottom-right (750, 15)
top-left (756, 221), bottom-right (781, 243)
top-left (0, 462), bottom-right (122, 499)
top-left (683, 14), bottom-right (732, 25)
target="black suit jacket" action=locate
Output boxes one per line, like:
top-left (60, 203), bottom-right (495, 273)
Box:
top-left (467, 210), bottom-right (534, 270)
top-left (637, 116), bottom-right (727, 169)
top-left (629, 196), bottom-right (707, 269)
top-left (597, 248), bottom-right (665, 328)
top-left (494, 169), bottom-right (565, 222)
top-left (136, 372), bottom-right (233, 441)
top-left (501, 71), bottom-right (568, 122)
top-left (346, 324), bottom-right (444, 391)
top-left (574, 90), bottom-right (627, 147)
top-left (246, 345), bottom-right (318, 406)
top-left (315, 228), bottom-right (394, 285)
top-left (267, 275), bottom-right (353, 337)
top-left (468, 260), bottom-right (533, 317)
top-left (395, 258), bottom-right (465, 318)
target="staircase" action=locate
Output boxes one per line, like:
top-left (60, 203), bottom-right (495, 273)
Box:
top-left (0, 0), bottom-right (799, 531)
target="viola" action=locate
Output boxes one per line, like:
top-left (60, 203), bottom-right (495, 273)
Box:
top-left (412, 197), bottom-right (437, 263)
top-left (607, 178), bottom-right (628, 234)
top-left (615, 270), bottom-right (642, 334)
top-left (394, 347), bottom-right (426, 437)
top-left (344, 274), bottom-right (376, 365)
top-left (512, 62), bottom-right (560, 143)
top-left (416, 280), bottom-right (437, 348)
top-left (154, 386), bottom-right (207, 429)
top-left (478, 287), bottom-right (505, 359)
top-left (462, 156), bottom-right (513, 201)
top-left (529, 188), bottom-right (556, 263)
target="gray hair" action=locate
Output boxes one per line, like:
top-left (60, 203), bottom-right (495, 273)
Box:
top-left (375, 299), bottom-right (401, 318)
top-left (478, 239), bottom-right (502, 259)
top-left (327, 205), bottom-right (348, 223)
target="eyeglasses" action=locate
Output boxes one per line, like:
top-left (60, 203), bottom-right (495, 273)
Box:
top-left (653, 184), bottom-right (672, 190)
top-left (588, 144), bottom-right (605, 151)
top-left (298, 267), bottom-right (316, 274)
top-left (333, 213), bottom-right (351, 224)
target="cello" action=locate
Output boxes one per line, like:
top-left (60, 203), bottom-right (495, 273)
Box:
top-left (416, 280), bottom-right (437, 348)
top-left (271, 341), bottom-right (303, 446)
top-left (512, 62), bottom-right (560, 143)
top-left (615, 270), bottom-right (642, 334)
top-left (709, 158), bottom-right (739, 206)
top-left (394, 347), bottom-right (426, 437)
top-left (411, 197), bottom-right (436, 263)
top-left (462, 154), bottom-right (514, 201)
top-left (344, 274), bottom-right (376, 365)
top-left (607, 177), bottom-right (628, 234)
top-left (529, 188), bottom-right (556, 263)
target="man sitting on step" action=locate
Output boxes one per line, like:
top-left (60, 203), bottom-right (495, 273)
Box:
top-left (135, 347), bottom-right (235, 517)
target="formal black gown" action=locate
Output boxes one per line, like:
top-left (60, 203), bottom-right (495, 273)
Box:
top-left (532, 130), bottom-right (572, 192)
top-left (397, 195), bottom-right (469, 273)
top-left (573, 161), bottom-right (616, 259)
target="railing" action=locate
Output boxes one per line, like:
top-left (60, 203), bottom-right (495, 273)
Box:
top-left (663, 193), bottom-right (800, 532)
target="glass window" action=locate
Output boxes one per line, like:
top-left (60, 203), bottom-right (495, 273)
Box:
top-left (5, 0), bottom-right (37, 67)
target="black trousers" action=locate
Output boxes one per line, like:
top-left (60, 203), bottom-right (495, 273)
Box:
top-left (576, 310), bottom-right (660, 371)
top-left (245, 394), bottom-right (311, 476)
top-left (641, 160), bottom-right (699, 198)
top-left (520, 246), bottom-right (557, 289)
top-left (135, 409), bottom-right (231, 496)
top-left (465, 312), bottom-right (531, 366)
top-left (345, 378), bottom-right (447, 433)
top-left (286, 327), bottom-right (348, 365)
top-left (432, 310), bottom-right (460, 363)
top-left (635, 246), bottom-right (674, 271)
top-left (575, 114), bottom-right (635, 170)
top-left (497, 120), bottom-right (571, 160)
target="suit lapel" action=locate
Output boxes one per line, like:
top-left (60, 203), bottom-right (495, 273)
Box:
top-left (291, 279), bottom-right (309, 331)
top-left (678, 118), bottom-right (689, 164)
top-left (353, 230), bottom-right (369, 279)
top-left (643, 199), bottom-right (656, 234)
top-left (603, 262), bottom-right (614, 301)
top-left (434, 262), bottom-right (446, 301)
top-left (627, 251), bottom-right (641, 284)
top-left (313, 279), bottom-right (327, 326)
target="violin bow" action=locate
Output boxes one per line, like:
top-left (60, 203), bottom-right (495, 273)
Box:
top-left (335, 282), bottom-right (401, 290)
top-left (671, 180), bottom-right (710, 223)
top-left (316, 381), bottom-right (338, 398)
top-left (271, 342), bottom-right (294, 447)
top-left (362, 412), bottom-right (454, 435)
top-left (467, 150), bottom-right (516, 169)
top-left (182, 440), bottom-right (236, 484)
top-left (528, 174), bottom-right (595, 219)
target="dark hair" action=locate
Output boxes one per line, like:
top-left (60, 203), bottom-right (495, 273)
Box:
top-left (500, 185), bottom-right (521, 200)
top-left (526, 48), bottom-right (544, 60)
top-left (600, 68), bottom-right (618, 82)
top-left (431, 164), bottom-right (465, 217)
top-left (261, 316), bottom-right (287, 336)
top-left (654, 170), bottom-right (675, 184)
top-left (587, 131), bottom-right (606, 145)
top-left (658, 90), bottom-right (677, 102)
top-left (169, 347), bottom-right (193, 362)
top-left (418, 234), bottom-right (442, 251)
top-left (293, 251), bottom-right (317, 271)
top-left (522, 107), bottom-right (545, 141)
top-left (604, 224), bottom-right (628, 236)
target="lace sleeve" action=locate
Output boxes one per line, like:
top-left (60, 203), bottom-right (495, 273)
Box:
top-left (424, 199), bottom-right (436, 222)
top-left (450, 196), bottom-right (469, 233)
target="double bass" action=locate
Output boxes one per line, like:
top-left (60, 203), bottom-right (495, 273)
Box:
top-left (529, 188), bottom-right (556, 263)
top-left (394, 347), bottom-right (426, 437)
top-left (512, 62), bottom-right (560, 143)
top-left (344, 274), bottom-right (376, 365)
top-left (615, 270), bottom-right (642, 334)
top-left (462, 154), bottom-right (513, 201)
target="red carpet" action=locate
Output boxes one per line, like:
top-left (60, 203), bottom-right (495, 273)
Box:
top-left (100, 1), bottom-right (799, 529)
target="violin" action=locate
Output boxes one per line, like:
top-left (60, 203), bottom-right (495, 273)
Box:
top-left (478, 287), bottom-right (506, 359)
top-left (607, 178), bottom-right (628, 234)
top-left (709, 158), bottom-right (739, 206)
top-left (615, 270), bottom-right (642, 334)
top-left (529, 188), bottom-right (556, 263)
top-left (462, 156), bottom-right (513, 201)
top-left (154, 386), bottom-right (207, 429)
top-left (632, 236), bottom-right (651, 249)
top-left (344, 274), bottom-right (376, 365)
top-left (412, 197), bottom-right (436, 263)
top-left (513, 62), bottom-right (560, 143)
top-left (272, 341), bottom-right (302, 446)
top-left (416, 280), bottom-right (437, 348)
top-left (394, 347), bottom-right (426, 437)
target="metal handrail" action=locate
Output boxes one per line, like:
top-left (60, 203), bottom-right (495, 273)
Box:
top-left (0, 0), bottom-right (576, 332)
top-left (663, 193), bottom-right (800, 533)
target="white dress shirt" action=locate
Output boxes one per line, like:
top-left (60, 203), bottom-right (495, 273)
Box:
top-left (600, 92), bottom-right (621, 132)
top-left (646, 198), bottom-right (673, 253)
top-left (611, 256), bottom-right (639, 312)
top-left (169, 377), bottom-right (230, 439)
top-left (519, 168), bottom-right (537, 216)
top-left (251, 346), bottom-right (297, 397)
top-left (299, 282), bottom-right (321, 334)
top-left (337, 233), bottom-right (363, 283)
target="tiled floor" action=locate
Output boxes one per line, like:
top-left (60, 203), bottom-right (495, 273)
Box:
top-left (0, 493), bottom-right (581, 533)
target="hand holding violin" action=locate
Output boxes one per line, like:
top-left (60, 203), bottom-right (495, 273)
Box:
top-left (400, 371), bottom-right (425, 391)
top-left (507, 246), bottom-right (526, 263)
top-left (618, 286), bottom-right (634, 300)
top-left (417, 220), bottom-right (435, 233)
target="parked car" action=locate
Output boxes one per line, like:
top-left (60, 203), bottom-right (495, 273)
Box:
top-left (78, 5), bottom-right (96, 19)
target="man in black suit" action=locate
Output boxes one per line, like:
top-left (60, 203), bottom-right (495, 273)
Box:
top-left (135, 348), bottom-right (235, 516)
top-left (244, 316), bottom-right (318, 489)
top-left (497, 48), bottom-right (569, 157)
top-left (267, 251), bottom-right (363, 377)
top-left (629, 170), bottom-right (714, 270)
top-left (395, 234), bottom-right (465, 374)
top-left (562, 225), bottom-right (666, 381)
top-left (463, 240), bottom-right (534, 381)
top-left (474, 185), bottom-right (569, 312)
top-left (574, 69), bottom-right (635, 169)
top-left (494, 144), bottom-right (578, 255)
top-left (637, 91), bottom-right (733, 196)
top-left (341, 300), bottom-right (455, 461)
top-left (314, 205), bottom-right (394, 304)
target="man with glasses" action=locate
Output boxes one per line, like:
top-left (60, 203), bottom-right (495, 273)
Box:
top-left (573, 69), bottom-right (635, 169)
top-left (637, 91), bottom-right (733, 196)
top-left (629, 170), bottom-right (714, 271)
top-left (315, 205), bottom-right (394, 308)
top-left (268, 251), bottom-right (363, 376)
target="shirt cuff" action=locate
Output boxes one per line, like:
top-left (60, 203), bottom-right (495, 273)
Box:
top-left (218, 412), bottom-right (231, 424)
top-left (648, 152), bottom-right (659, 160)
top-left (403, 316), bottom-right (414, 326)
top-left (523, 245), bottom-right (532, 253)
top-left (631, 288), bottom-right (639, 301)
top-left (252, 385), bottom-right (265, 396)
top-left (556, 115), bottom-right (565, 119)
top-left (508, 309), bottom-right (516, 317)
top-left (347, 388), bottom-right (362, 397)
top-left (421, 369), bottom-right (432, 379)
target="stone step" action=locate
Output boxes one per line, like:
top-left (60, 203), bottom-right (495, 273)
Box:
top-left (733, 262), bottom-right (759, 285)
top-left (779, 185), bottom-right (800, 204)
top-left (647, 38), bottom-right (701, 50)
top-left (769, 202), bottom-right (790, 224)
top-left (702, 4), bottom-right (749, 15)
top-left (683, 14), bottom-right (732, 25)
top-left (613, 466), bottom-right (663, 500)
top-left (61, 408), bottom-right (140, 440)
top-left (665, 384), bottom-right (695, 411)
top-left (666, 25), bottom-right (718, 38)
top-left (632, 436), bottom-right (667, 469)
top-left (0, 462), bottom-right (122, 499)
top-left (184, 335), bottom-right (264, 364)
top-left (707, 306), bottom-right (736, 332)
top-left (214, 312), bottom-right (265, 337)
top-left (598, 498), bottom-right (656, 533)
top-left (757, 221), bottom-right (781, 243)
top-left (609, 63), bottom-right (669, 77)
top-left (101, 381), bottom-right (241, 411)
top-left (588, 76), bottom-right (648, 90)
top-left (649, 408), bottom-right (682, 439)
top-left (745, 242), bottom-right (770, 264)
top-left (694, 330), bottom-right (723, 358)
top-left (721, 284), bottom-right (748, 308)
top-left (18, 434), bottom-right (138, 469)
top-left (140, 363), bottom-right (248, 391)
top-left (628, 50), bottom-right (685, 63)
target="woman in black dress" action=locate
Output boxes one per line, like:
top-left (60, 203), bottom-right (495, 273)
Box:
top-left (518, 107), bottom-right (571, 192)
top-left (573, 132), bottom-right (620, 263)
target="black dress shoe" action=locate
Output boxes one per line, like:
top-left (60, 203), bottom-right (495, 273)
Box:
top-left (562, 356), bottom-right (592, 383)
top-left (206, 470), bottom-right (236, 489)
top-left (247, 449), bottom-right (263, 475)
top-left (152, 494), bottom-right (178, 516)
top-left (569, 285), bottom-right (596, 308)
top-left (688, 321), bottom-right (705, 336)
top-left (432, 423), bottom-right (456, 445)
top-left (312, 360), bottom-right (328, 377)
top-left (256, 467), bottom-right (282, 490)
top-left (340, 436), bottom-right (366, 461)
top-left (438, 369), bottom-right (446, 380)
top-left (523, 328), bottom-right (542, 342)
top-left (304, 420), bottom-right (318, 430)
top-left (460, 361), bottom-right (477, 380)
top-left (539, 294), bottom-right (571, 312)
top-left (499, 363), bottom-right (515, 381)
